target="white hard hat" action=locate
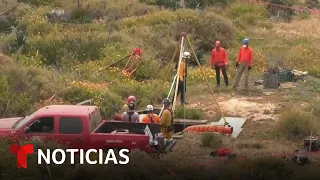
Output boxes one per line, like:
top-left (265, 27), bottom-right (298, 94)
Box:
top-left (183, 51), bottom-right (191, 58)
top-left (146, 105), bottom-right (153, 111)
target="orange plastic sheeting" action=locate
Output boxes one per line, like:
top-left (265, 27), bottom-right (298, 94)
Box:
top-left (183, 125), bottom-right (233, 135)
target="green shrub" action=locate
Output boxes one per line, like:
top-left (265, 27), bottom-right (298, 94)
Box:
top-left (17, 7), bottom-right (51, 36)
top-left (224, 2), bottom-right (271, 29)
top-left (220, 156), bottom-right (294, 180)
top-left (0, 75), bottom-right (32, 117)
top-left (201, 132), bottom-right (223, 148)
top-left (185, 0), bottom-right (234, 9)
top-left (0, 19), bottom-right (12, 33)
top-left (276, 109), bottom-right (318, 139)
top-left (309, 97), bottom-right (320, 117)
top-left (193, 10), bottom-right (236, 51)
top-left (236, 142), bottom-right (265, 149)
top-left (0, 139), bottom-right (73, 179)
top-left (305, 0), bottom-right (320, 9)
top-left (0, 61), bottom-right (64, 117)
top-left (25, 29), bottom-right (109, 66)
top-left (308, 67), bottom-right (320, 78)
top-left (109, 79), bottom-right (169, 108)
top-left (175, 106), bottom-right (205, 119)
top-left (0, 140), bottom-right (319, 179)
top-left (61, 85), bottom-right (123, 118)
top-left (70, 8), bottom-right (93, 24)
top-left (296, 12), bottom-right (310, 20)
top-left (120, 9), bottom-right (236, 52)
top-left (23, 0), bottom-right (56, 6)
top-left (265, 0), bottom-right (295, 22)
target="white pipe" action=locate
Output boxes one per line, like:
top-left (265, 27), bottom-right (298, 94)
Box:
top-left (172, 36), bottom-right (185, 113)
top-left (159, 74), bottom-right (177, 117)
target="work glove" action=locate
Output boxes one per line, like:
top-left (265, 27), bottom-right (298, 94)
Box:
top-left (236, 62), bottom-right (239, 68)
top-left (248, 66), bottom-right (252, 71)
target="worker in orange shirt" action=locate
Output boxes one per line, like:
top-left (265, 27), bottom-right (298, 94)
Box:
top-left (231, 38), bottom-right (254, 91)
top-left (142, 105), bottom-right (160, 123)
top-left (210, 41), bottom-right (229, 87)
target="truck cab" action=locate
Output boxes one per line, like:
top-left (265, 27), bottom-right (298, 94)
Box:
top-left (3, 105), bottom-right (102, 150)
top-left (0, 105), bottom-right (174, 154)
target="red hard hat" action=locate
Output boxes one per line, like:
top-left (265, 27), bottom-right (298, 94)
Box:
top-left (215, 41), bottom-right (221, 46)
top-left (127, 96), bottom-right (136, 103)
top-left (132, 48), bottom-right (142, 56)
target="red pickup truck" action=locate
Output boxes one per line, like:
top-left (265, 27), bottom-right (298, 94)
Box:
top-left (0, 105), bottom-right (175, 153)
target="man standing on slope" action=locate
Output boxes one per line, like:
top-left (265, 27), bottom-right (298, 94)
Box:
top-left (231, 38), bottom-right (254, 91)
top-left (160, 99), bottom-right (174, 142)
top-left (211, 41), bottom-right (229, 87)
top-left (175, 51), bottom-right (190, 105)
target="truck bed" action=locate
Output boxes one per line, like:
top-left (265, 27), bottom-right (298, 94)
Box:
top-left (94, 121), bottom-right (161, 137)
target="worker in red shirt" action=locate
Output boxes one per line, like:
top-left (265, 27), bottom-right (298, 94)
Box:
top-left (210, 41), bottom-right (229, 87)
top-left (231, 38), bottom-right (254, 91)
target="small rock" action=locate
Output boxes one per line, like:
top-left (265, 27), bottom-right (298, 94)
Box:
top-left (263, 110), bottom-right (271, 114)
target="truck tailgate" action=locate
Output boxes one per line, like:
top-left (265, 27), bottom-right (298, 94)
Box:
top-left (89, 133), bottom-right (150, 151)
top-left (89, 121), bottom-right (161, 152)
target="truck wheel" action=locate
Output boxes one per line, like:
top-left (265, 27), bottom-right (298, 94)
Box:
top-left (29, 136), bottom-right (44, 152)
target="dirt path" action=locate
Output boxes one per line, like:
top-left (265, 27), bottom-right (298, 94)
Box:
top-left (186, 75), bottom-right (320, 123)
top-left (187, 87), bottom-right (285, 122)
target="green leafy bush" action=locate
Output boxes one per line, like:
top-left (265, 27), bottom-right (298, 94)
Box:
top-left (25, 29), bottom-right (109, 66)
top-left (23, 0), bottom-right (56, 6)
top-left (0, 19), bottom-right (12, 33)
top-left (224, 2), bottom-right (272, 29)
top-left (175, 106), bottom-right (205, 119)
top-left (220, 156), bottom-right (294, 180)
top-left (61, 85), bottom-right (123, 118)
top-left (201, 132), bottom-right (223, 148)
top-left (265, 0), bottom-right (295, 22)
top-left (70, 8), bottom-right (93, 24)
top-left (276, 109), bottom-right (318, 139)
top-left (0, 61), bottom-right (64, 117)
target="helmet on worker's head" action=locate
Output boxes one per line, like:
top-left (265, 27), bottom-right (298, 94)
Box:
top-left (243, 38), bottom-right (249, 45)
top-left (162, 98), bottom-right (171, 105)
top-left (127, 95), bottom-right (136, 103)
top-left (182, 51), bottom-right (191, 59)
top-left (146, 105), bottom-right (153, 111)
top-left (128, 101), bottom-right (135, 110)
top-left (215, 41), bottom-right (221, 47)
